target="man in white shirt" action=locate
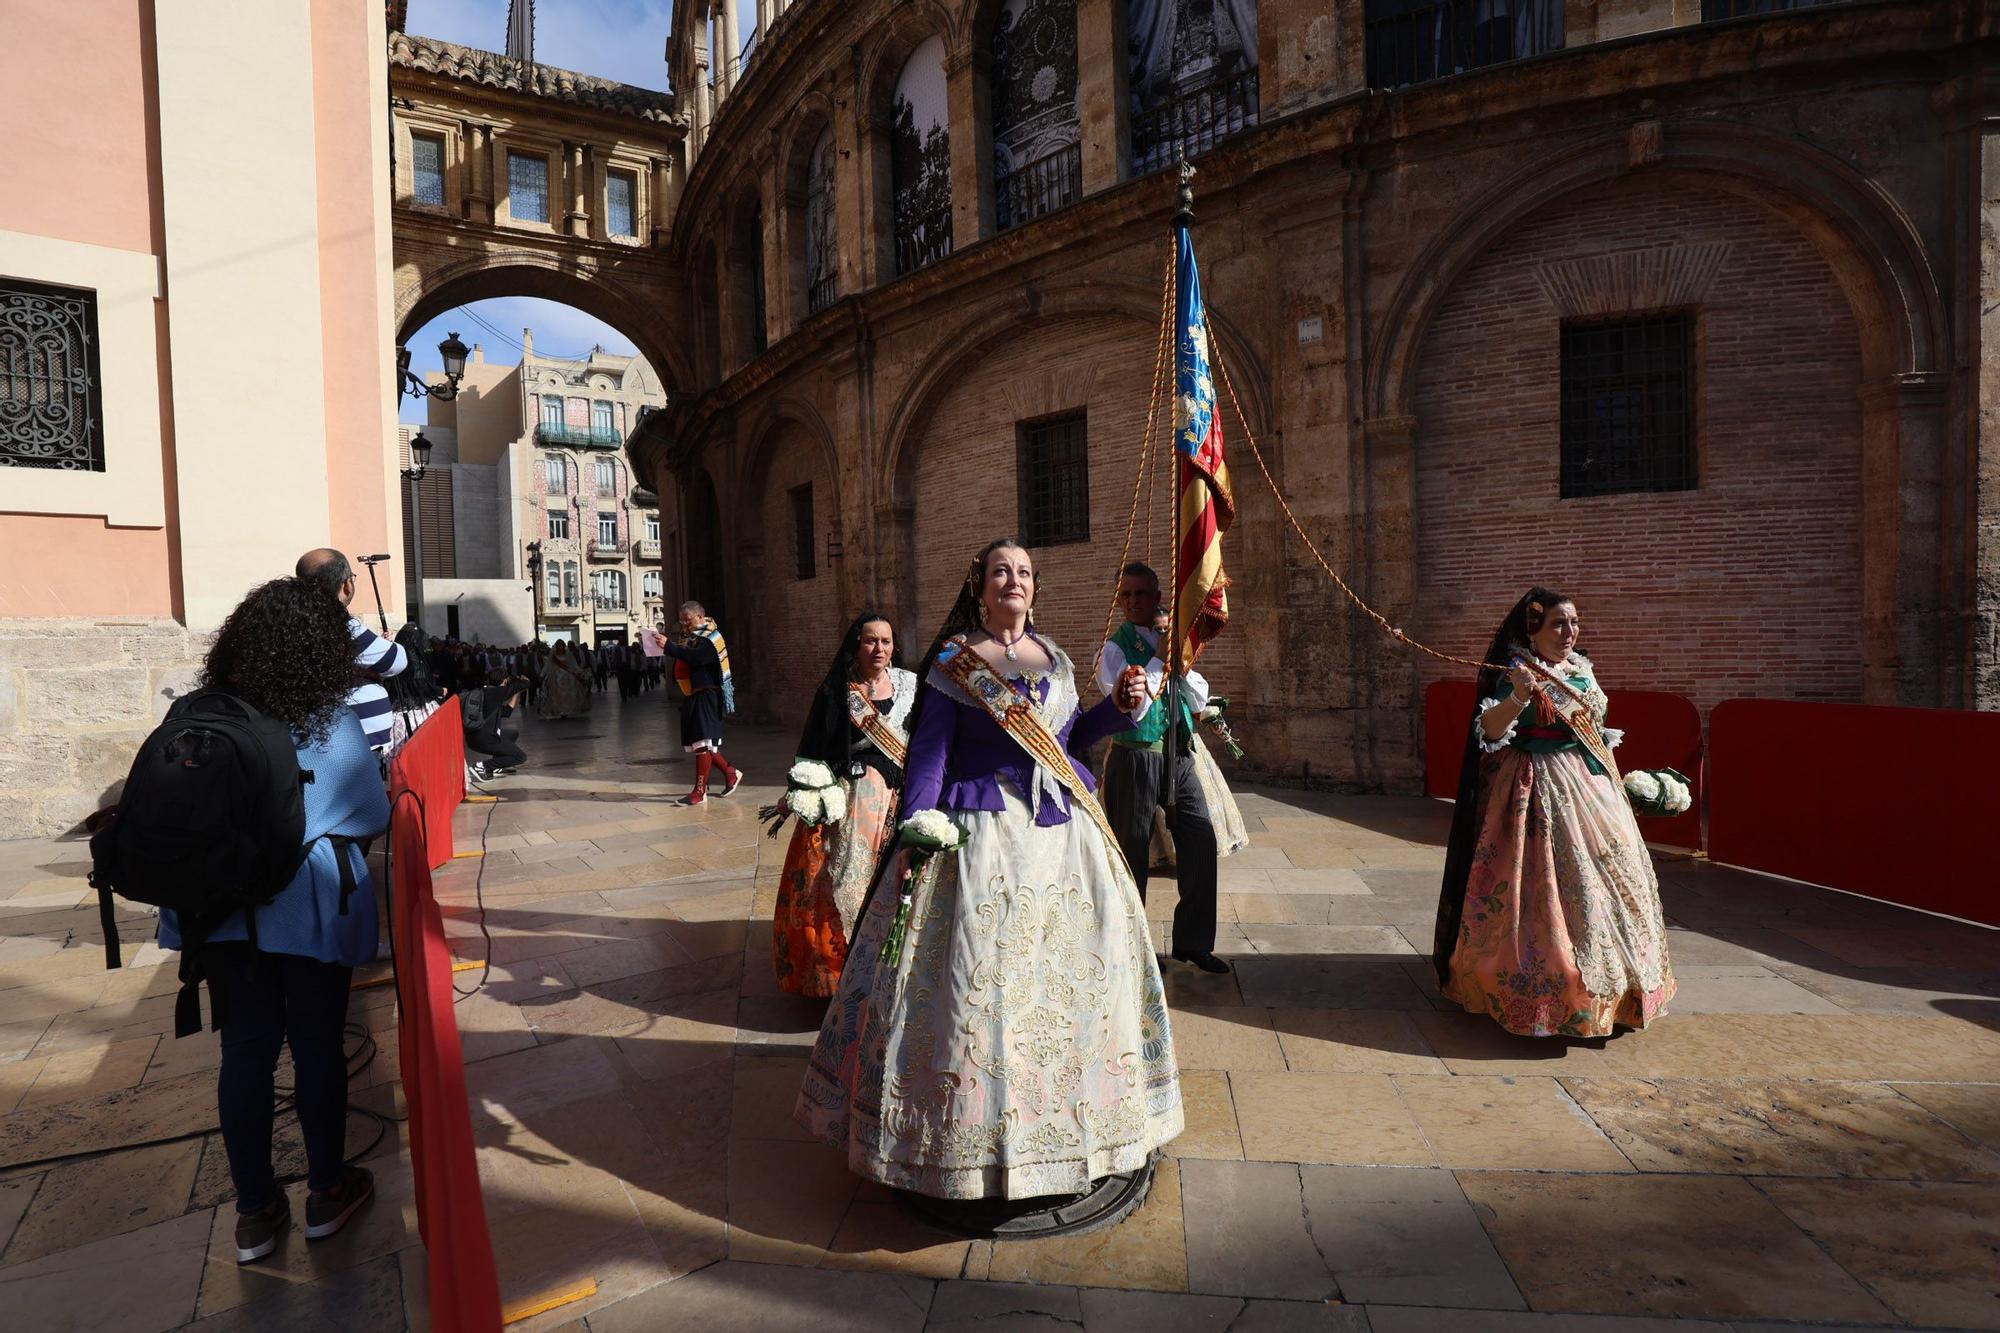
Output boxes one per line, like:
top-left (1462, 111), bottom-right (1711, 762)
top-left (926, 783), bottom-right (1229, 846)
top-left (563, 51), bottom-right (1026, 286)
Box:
top-left (1096, 562), bottom-right (1227, 973)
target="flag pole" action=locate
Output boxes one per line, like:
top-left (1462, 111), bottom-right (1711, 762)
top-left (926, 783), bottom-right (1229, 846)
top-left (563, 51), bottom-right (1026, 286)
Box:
top-left (1165, 159), bottom-right (1195, 814)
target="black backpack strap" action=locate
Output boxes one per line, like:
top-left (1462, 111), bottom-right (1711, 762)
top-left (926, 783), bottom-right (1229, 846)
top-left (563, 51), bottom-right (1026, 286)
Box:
top-left (96, 878), bottom-right (123, 970)
top-left (325, 835), bottom-right (365, 916)
top-left (173, 930), bottom-right (207, 1038)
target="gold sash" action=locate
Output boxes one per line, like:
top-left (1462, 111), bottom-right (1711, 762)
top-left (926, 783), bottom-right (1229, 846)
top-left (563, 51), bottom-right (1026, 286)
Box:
top-left (933, 637), bottom-right (1128, 863)
top-left (1519, 657), bottom-right (1621, 781)
top-left (846, 682), bottom-right (909, 767)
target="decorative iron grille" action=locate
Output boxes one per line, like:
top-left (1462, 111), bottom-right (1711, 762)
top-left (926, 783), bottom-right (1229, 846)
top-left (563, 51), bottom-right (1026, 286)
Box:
top-left (891, 96), bottom-right (953, 276)
top-left (997, 144), bottom-right (1083, 232)
top-left (1559, 313), bottom-right (1697, 499)
top-left (508, 150), bottom-right (550, 224)
top-left (791, 483), bottom-right (816, 580)
top-left (411, 133), bottom-right (447, 207)
top-left (0, 278), bottom-right (104, 471)
top-left (1129, 67), bottom-right (1259, 178)
top-left (606, 170), bottom-right (637, 237)
top-left (1017, 411), bottom-right (1090, 547)
top-left (806, 128), bottom-right (838, 313)
top-left (1363, 0), bottom-right (1564, 89)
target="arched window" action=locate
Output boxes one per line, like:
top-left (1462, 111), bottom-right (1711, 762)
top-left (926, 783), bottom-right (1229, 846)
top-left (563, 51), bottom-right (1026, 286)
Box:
top-left (892, 37), bottom-right (952, 275)
top-left (806, 127), bottom-right (837, 313)
top-left (1128, 0), bottom-right (1260, 177)
top-left (991, 0), bottom-right (1081, 231)
top-left (594, 569), bottom-right (627, 609)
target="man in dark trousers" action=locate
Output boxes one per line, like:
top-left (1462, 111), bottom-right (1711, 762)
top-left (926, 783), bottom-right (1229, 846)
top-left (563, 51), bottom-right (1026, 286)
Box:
top-left (1095, 562), bottom-right (1227, 973)
top-left (660, 601), bottom-right (741, 805)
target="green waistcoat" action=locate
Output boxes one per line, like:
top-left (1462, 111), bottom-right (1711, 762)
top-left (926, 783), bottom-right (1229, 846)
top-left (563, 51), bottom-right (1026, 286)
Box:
top-left (1109, 621), bottom-right (1195, 745)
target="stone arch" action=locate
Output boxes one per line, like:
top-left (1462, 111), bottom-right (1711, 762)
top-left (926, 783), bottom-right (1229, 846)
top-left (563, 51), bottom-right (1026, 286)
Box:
top-left (395, 249), bottom-right (693, 394)
top-left (1367, 120), bottom-right (1946, 420)
top-left (1371, 119), bottom-right (1955, 709)
top-left (777, 92), bottom-right (840, 329)
top-left (858, 6), bottom-right (959, 280)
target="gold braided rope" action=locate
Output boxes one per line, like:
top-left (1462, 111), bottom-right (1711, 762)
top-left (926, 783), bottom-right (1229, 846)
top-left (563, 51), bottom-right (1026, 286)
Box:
top-left (1094, 237), bottom-right (1178, 682)
top-left (1209, 344), bottom-right (1520, 677)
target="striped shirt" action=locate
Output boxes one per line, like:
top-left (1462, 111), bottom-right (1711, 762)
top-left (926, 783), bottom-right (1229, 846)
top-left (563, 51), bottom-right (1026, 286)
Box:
top-left (346, 615), bottom-right (408, 751)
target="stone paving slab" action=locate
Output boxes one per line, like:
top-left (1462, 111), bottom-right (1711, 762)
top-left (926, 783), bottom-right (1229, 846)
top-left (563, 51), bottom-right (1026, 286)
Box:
top-left (0, 694), bottom-right (1996, 1331)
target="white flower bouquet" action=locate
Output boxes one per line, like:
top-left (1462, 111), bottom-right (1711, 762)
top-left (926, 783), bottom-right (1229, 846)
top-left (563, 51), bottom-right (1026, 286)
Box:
top-left (898, 808), bottom-right (966, 852)
top-left (759, 758), bottom-right (846, 835)
top-left (1623, 767), bottom-right (1693, 818)
top-left (788, 759), bottom-right (836, 790)
top-left (880, 809), bottom-right (965, 967)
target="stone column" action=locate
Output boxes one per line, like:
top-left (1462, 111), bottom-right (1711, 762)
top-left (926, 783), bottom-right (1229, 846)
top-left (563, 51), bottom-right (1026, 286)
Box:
top-left (945, 42), bottom-right (992, 251)
top-left (651, 155), bottom-right (674, 247)
top-left (1858, 373), bottom-right (1950, 707)
top-left (1357, 413), bottom-right (1422, 791)
top-left (462, 121), bottom-right (492, 223)
top-left (718, 0), bottom-right (742, 90)
top-left (1076, 0), bottom-right (1128, 192)
top-left (845, 78), bottom-right (881, 291)
top-left (1975, 84), bottom-right (2000, 710)
top-left (567, 143), bottom-right (591, 238)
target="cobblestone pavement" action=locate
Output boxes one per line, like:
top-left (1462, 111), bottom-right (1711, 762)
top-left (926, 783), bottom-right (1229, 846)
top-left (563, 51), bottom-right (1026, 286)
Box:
top-left (1, 691), bottom-right (1996, 1331)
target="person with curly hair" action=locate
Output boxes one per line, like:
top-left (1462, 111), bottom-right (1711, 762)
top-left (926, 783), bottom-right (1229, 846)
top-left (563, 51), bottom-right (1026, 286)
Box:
top-left (158, 576), bottom-right (388, 1263)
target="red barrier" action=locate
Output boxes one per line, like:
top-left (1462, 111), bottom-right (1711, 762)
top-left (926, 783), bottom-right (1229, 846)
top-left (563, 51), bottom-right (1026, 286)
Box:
top-left (387, 705), bottom-right (501, 1333)
top-left (1424, 681), bottom-right (1705, 850)
top-left (1709, 699), bottom-right (2000, 926)
top-left (391, 697), bottom-right (466, 867)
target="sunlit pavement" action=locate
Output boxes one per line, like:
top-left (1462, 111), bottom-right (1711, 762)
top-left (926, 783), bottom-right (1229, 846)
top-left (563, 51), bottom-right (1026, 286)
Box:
top-left (1, 689), bottom-right (1995, 1331)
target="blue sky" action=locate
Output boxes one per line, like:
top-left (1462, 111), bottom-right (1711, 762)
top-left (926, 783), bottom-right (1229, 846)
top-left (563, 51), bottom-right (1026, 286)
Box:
top-left (401, 299), bottom-right (642, 423)
top-left (406, 0), bottom-right (759, 91)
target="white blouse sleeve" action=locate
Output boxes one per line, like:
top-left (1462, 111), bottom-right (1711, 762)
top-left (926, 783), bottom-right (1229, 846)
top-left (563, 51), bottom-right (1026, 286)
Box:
top-left (1474, 697), bottom-right (1518, 753)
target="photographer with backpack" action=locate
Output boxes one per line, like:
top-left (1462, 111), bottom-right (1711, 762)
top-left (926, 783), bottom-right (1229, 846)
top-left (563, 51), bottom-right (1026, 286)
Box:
top-left (99, 577), bottom-right (388, 1263)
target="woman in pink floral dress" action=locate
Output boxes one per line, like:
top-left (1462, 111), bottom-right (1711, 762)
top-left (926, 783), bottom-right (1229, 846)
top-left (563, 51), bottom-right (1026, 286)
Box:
top-left (1433, 587), bottom-right (1675, 1037)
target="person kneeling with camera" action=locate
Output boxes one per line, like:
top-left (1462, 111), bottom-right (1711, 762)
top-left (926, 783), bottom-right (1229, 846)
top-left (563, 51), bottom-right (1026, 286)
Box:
top-left (463, 668), bottom-right (528, 781)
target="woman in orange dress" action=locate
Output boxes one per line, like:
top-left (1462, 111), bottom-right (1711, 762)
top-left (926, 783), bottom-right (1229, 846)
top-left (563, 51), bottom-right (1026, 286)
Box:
top-left (771, 613), bottom-right (914, 996)
top-left (1434, 587), bottom-right (1675, 1037)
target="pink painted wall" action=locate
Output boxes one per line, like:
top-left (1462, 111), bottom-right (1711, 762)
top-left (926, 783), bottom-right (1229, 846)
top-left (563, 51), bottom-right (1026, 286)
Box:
top-left (0, 0), bottom-right (176, 618)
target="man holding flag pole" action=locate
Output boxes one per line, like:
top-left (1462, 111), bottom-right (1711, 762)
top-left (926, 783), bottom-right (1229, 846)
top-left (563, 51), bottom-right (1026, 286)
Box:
top-left (1098, 162), bottom-right (1237, 975)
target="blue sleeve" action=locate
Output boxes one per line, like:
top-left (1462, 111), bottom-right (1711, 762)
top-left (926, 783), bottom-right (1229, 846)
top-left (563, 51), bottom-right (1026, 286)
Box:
top-left (306, 712), bottom-right (391, 841)
top-left (901, 690), bottom-right (955, 816)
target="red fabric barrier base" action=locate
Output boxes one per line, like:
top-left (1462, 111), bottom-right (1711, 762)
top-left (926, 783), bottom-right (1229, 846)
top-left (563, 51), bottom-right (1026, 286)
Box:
top-left (388, 705), bottom-right (500, 1333)
top-left (1425, 681), bottom-right (1705, 850)
top-left (1709, 699), bottom-right (1999, 926)
top-left (391, 697), bottom-right (466, 868)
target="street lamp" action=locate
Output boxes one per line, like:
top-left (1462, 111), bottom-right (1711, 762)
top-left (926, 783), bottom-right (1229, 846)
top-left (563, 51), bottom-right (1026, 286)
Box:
top-left (403, 430), bottom-right (433, 631)
top-left (525, 539), bottom-right (544, 642)
top-left (397, 331), bottom-right (471, 400)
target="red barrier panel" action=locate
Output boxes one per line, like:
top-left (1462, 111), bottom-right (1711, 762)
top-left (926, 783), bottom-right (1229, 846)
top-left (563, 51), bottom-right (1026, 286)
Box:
top-left (391, 697), bottom-right (465, 868)
top-left (1424, 681), bottom-right (1705, 850)
top-left (388, 705), bottom-right (500, 1333)
top-left (1708, 699), bottom-right (2000, 926)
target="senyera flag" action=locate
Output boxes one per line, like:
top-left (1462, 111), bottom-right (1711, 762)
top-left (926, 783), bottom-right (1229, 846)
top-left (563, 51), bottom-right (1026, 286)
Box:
top-left (1171, 215), bottom-right (1235, 666)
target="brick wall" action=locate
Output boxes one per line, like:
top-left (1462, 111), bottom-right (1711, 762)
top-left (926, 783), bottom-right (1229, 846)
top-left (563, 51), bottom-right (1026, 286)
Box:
top-left (907, 312), bottom-right (1251, 711)
top-left (757, 428), bottom-right (847, 725)
top-left (1412, 174), bottom-right (1865, 717)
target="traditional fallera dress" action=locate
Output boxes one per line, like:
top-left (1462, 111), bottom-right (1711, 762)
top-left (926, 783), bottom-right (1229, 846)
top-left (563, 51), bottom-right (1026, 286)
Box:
top-left (1438, 649), bottom-right (1676, 1037)
top-left (772, 668), bottom-right (917, 997)
top-left (796, 634), bottom-right (1185, 1199)
top-left (539, 651), bottom-right (590, 719)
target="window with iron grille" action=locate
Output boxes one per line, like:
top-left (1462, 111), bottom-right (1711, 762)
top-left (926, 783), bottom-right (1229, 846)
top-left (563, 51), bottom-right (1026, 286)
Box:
top-left (1363, 0), bottom-right (1564, 89)
top-left (791, 483), bottom-right (816, 581)
top-left (0, 278), bottom-right (104, 471)
top-left (592, 401), bottom-right (615, 438)
top-left (541, 395), bottom-right (564, 427)
top-left (411, 133), bottom-right (447, 207)
top-left (508, 150), bottom-right (550, 224)
top-left (606, 169), bottom-right (638, 237)
top-left (548, 508), bottom-right (569, 540)
top-left (992, 0), bottom-right (1082, 232)
top-left (1559, 313), bottom-right (1696, 499)
top-left (597, 512), bottom-right (618, 547)
top-left (806, 128), bottom-right (838, 313)
top-left (1128, 0), bottom-right (1261, 177)
top-left (1016, 411), bottom-right (1090, 546)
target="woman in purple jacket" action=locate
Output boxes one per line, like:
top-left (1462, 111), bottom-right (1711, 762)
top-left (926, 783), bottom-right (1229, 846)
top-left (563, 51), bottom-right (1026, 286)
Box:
top-left (797, 538), bottom-right (1184, 1200)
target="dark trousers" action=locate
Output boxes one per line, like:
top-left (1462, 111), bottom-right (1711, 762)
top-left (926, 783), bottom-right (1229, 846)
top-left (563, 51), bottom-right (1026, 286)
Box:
top-left (1101, 740), bottom-right (1219, 955)
top-left (617, 668), bottom-right (639, 700)
top-left (201, 943), bottom-right (353, 1213)
top-left (468, 729), bottom-right (527, 769)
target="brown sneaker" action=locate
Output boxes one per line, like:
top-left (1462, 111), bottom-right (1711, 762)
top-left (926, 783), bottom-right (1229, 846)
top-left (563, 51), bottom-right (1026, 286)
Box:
top-left (304, 1165), bottom-right (374, 1240)
top-left (234, 1197), bottom-right (291, 1263)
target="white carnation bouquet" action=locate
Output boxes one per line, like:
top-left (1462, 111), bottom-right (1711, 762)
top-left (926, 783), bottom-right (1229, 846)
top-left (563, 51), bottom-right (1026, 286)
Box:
top-left (757, 759), bottom-right (847, 835)
top-left (1623, 767), bottom-right (1693, 818)
top-left (879, 809), bottom-right (966, 966)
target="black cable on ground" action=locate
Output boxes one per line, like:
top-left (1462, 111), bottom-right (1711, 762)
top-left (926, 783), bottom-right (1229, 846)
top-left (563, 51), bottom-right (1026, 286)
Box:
top-left (452, 794), bottom-right (498, 1001)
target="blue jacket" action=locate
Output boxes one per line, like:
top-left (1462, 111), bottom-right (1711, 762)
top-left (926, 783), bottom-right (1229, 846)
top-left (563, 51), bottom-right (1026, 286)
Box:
top-left (160, 709), bottom-right (390, 967)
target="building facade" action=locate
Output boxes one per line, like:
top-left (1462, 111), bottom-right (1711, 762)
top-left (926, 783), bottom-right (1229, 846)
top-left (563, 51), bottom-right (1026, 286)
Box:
top-left (409, 335), bottom-right (668, 647)
top-left (638, 0), bottom-right (2000, 790)
top-left (1, 0), bottom-right (401, 835)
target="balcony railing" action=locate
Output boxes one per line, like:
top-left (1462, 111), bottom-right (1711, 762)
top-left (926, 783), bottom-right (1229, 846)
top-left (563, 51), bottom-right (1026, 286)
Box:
top-left (534, 423), bottom-right (623, 450)
top-left (1130, 68), bottom-right (1260, 179)
top-left (996, 142), bottom-right (1083, 233)
top-left (588, 541), bottom-right (623, 561)
top-left (1363, 0), bottom-right (1565, 90)
top-left (808, 269), bottom-right (837, 315)
top-left (635, 538), bottom-right (662, 561)
top-left (593, 594), bottom-right (627, 613)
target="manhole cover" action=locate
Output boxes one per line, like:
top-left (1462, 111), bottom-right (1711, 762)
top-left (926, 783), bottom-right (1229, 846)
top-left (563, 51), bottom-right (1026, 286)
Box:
top-left (892, 1155), bottom-right (1155, 1240)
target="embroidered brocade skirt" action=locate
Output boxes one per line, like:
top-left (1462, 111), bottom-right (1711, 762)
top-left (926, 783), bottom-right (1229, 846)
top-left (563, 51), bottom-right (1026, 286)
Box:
top-left (539, 667), bottom-right (590, 719)
top-left (772, 768), bottom-right (899, 997)
top-left (1147, 732), bottom-right (1250, 867)
top-left (795, 784), bottom-right (1185, 1199)
top-left (1445, 746), bottom-right (1677, 1037)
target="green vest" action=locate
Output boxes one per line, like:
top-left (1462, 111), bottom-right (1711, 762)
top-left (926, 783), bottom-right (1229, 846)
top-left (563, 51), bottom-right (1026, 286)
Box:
top-left (1109, 621), bottom-right (1195, 745)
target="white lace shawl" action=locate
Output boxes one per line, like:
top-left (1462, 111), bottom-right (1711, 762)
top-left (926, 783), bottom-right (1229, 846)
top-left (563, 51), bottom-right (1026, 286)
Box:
top-left (854, 667), bottom-right (918, 756)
